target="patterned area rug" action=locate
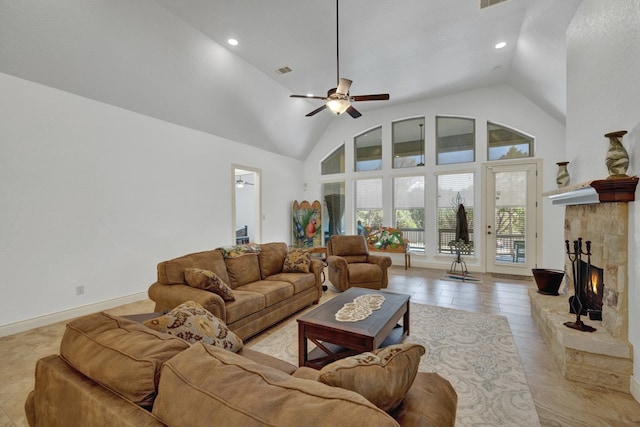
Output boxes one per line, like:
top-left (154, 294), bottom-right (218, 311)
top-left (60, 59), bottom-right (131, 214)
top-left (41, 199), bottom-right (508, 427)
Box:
top-left (247, 302), bottom-right (540, 426)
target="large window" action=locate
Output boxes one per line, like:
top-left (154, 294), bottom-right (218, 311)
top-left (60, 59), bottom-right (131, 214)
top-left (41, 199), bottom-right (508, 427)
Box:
top-left (393, 176), bottom-right (425, 250)
top-left (392, 117), bottom-right (425, 168)
top-left (487, 122), bottom-right (533, 160)
top-left (354, 127), bottom-right (382, 171)
top-left (436, 117), bottom-right (475, 164)
top-left (321, 144), bottom-right (345, 175)
top-left (355, 178), bottom-right (383, 229)
top-left (322, 182), bottom-right (345, 242)
top-left (436, 173), bottom-right (474, 254)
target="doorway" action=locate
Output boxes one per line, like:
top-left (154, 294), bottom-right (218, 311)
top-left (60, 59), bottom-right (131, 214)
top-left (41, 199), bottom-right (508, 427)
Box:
top-left (483, 160), bottom-right (540, 275)
top-left (232, 165), bottom-right (261, 244)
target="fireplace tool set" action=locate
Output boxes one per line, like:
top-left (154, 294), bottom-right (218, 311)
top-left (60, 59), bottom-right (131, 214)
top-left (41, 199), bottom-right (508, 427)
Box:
top-left (564, 238), bottom-right (597, 332)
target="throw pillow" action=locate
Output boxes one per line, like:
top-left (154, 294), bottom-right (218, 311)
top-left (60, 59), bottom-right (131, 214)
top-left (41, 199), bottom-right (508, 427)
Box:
top-left (184, 268), bottom-right (235, 301)
top-left (316, 343), bottom-right (426, 413)
top-left (283, 249), bottom-right (311, 273)
top-left (143, 301), bottom-right (243, 353)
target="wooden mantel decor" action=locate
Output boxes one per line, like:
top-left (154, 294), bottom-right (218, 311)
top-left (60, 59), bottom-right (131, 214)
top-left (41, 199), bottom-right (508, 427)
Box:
top-left (590, 176), bottom-right (639, 203)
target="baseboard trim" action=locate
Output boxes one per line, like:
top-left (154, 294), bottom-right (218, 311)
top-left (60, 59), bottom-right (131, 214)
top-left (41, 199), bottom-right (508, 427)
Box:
top-left (631, 375), bottom-right (640, 404)
top-left (0, 292), bottom-right (148, 338)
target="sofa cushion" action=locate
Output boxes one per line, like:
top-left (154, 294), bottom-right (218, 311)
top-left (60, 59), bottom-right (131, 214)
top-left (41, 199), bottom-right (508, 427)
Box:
top-left (348, 263), bottom-right (383, 284)
top-left (142, 301), bottom-right (243, 353)
top-left (257, 242), bottom-right (288, 278)
top-left (184, 268), bottom-right (235, 301)
top-left (266, 272), bottom-right (316, 294)
top-left (330, 235), bottom-right (369, 264)
top-left (224, 290), bottom-right (266, 324)
top-left (152, 343), bottom-right (399, 427)
top-left (317, 343), bottom-right (426, 413)
top-left (235, 280), bottom-right (294, 307)
top-left (224, 253), bottom-right (261, 288)
top-left (283, 248), bottom-right (311, 273)
top-left (157, 250), bottom-right (231, 287)
top-left (59, 312), bottom-right (189, 408)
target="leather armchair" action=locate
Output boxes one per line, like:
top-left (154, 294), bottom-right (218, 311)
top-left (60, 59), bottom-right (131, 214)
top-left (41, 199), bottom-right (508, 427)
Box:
top-left (326, 235), bottom-right (392, 292)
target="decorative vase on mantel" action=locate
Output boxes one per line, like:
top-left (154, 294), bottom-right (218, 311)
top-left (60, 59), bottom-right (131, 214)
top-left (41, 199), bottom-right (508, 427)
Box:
top-left (604, 130), bottom-right (629, 179)
top-left (556, 161), bottom-right (570, 188)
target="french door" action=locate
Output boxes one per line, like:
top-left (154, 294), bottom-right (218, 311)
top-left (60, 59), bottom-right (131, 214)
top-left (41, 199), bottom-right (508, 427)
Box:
top-left (483, 161), bottom-right (539, 275)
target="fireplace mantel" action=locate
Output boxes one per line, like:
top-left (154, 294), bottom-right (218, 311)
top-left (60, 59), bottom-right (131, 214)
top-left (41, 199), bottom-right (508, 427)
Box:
top-left (544, 176), bottom-right (639, 206)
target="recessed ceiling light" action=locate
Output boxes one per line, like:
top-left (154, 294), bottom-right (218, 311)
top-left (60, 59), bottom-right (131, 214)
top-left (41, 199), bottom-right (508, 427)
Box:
top-left (228, 38), bottom-right (238, 46)
top-left (495, 41), bottom-right (507, 49)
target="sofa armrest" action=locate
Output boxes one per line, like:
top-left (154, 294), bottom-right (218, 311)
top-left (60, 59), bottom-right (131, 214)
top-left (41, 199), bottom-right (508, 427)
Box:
top-left (367, 254), bottom-right (392, 269)
top-left (326, 255), bottom-right (350, 292)
top-left (390, 372), bottom-right (457, 427)
top-left (239, 348), bottom-right (297, 374)
top-left (148, 283), bottom-right (226, 322)
top-left (309, 258), bottom-right (324, 301)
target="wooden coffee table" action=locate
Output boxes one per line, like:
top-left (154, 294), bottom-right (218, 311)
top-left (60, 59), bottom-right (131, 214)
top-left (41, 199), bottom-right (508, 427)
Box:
top-left (297, 287), bottom-right (410, 369)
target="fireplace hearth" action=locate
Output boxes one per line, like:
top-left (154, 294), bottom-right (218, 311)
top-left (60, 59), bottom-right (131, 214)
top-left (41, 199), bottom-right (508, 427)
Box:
top-left (534, 177), bottom-right (638, 392)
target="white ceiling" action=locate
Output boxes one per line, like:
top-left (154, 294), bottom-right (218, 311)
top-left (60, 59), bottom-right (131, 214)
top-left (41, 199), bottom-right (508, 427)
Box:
top-left (0, 0), bottom-right (581, 160)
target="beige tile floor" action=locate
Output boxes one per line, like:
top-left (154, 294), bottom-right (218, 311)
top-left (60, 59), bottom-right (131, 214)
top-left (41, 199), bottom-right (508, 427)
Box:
top-left (2, 266), bottom-right (640, 426)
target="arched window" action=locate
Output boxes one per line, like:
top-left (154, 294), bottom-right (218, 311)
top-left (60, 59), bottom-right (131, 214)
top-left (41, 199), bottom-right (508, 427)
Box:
top-left (354, 127), bottom-right (382, 171)
top-left (487, 122), bottom-right (533, 160)
top-left (321, 144), bottom-right (345, 175)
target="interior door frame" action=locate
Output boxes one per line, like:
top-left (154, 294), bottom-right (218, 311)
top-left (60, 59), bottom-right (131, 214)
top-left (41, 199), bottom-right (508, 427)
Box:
top-left (482, 158), bottom-right (542, 276)
top-left (232, 164), bottom-right (262, 244)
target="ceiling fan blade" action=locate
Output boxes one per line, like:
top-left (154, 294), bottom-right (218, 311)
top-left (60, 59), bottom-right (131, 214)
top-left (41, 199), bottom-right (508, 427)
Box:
top-left (336, 78), bottom-right (352, 95)
top-left (350, 94), bottom-right (390, 102)
top-left (346, 105), bottom-right (362, 119)
top-left (306, 104), bottom-right (328, 117)
top-left (290, 94), bottom-right (327, 100)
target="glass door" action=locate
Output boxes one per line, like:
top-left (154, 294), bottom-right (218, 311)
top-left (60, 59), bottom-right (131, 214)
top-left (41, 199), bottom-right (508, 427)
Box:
top-left (484, 162), bottom-right (538, 275)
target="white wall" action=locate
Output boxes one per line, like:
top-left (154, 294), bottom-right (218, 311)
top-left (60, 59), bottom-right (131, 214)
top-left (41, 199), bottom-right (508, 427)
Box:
top-left (0, 72), bottom-right (303, 328)
top-left (304, 84), bottom-right (566, 270)
top-left (566, 1), bottom-right (640, 400)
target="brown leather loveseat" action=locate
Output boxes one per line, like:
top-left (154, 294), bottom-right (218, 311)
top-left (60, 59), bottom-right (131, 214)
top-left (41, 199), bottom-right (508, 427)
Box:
top-left (148, 242), bottom-right (323, 340)
top-left (25, 311), bottom-right (458, 426)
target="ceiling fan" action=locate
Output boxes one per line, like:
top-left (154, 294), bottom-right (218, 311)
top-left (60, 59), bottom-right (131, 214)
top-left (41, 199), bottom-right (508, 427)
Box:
top-left (290, 0), bottom-right (389, 118)
top-left (235, 177), bottom-right (254, 188)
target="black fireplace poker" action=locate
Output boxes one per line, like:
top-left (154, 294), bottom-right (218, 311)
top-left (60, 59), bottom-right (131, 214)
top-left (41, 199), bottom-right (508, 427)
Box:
top-left (564, 238), bottom-right (597, 333)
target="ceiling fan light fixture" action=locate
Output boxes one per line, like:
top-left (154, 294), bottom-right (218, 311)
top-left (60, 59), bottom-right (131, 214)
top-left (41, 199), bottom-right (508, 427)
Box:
top-left (327, 98), bottom-right (350, 114)
top-left (236, 179), bottom-right (245, 188)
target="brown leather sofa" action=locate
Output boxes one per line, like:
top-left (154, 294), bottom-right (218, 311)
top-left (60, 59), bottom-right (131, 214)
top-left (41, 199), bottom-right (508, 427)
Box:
top-left (25, 312), bottom-right (458, 427)
top-left (148, 242), bottom-right (323, 340)
top-left (327, 235), bottom-right (393, 291)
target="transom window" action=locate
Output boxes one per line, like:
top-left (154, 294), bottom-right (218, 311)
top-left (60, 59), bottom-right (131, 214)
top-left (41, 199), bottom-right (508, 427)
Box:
top-left (392, 117), bottom-right (425, 168)
top-left (436, 116), bottom-right (475, 165)
top-left (354, 127), bottom-right (382, 171)
top-left (487, 122), bottom-right (533, 160)
top-left (321, 144), bottom-right (345, 175)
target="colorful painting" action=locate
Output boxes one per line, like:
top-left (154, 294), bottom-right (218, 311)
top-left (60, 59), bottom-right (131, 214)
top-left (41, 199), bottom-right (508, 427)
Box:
top-left (292, 200), bottom-right (322, 248)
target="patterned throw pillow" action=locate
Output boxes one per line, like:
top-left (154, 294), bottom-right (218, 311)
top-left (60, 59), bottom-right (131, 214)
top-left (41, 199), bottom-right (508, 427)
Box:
top-left (283, 249), bottom-right (311, 273)
top-left (316, 343), bottom-right (426, 412)
top-left (143, 301), bottom-right (243, 353)
top-left (184, 268), bottom-right (235, 301)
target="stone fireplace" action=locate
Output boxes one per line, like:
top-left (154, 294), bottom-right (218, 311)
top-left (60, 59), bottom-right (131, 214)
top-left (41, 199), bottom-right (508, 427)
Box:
top-left (532, 177), bottom-right (638, 392)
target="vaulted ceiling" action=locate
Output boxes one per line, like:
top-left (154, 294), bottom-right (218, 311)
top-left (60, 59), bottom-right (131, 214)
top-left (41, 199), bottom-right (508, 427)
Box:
top-left (0, 0), bottom-right (581, 160)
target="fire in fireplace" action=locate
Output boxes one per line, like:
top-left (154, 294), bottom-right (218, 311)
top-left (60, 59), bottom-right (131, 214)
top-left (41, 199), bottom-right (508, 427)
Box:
top-left (569, 260), bottom-right (604, 320)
